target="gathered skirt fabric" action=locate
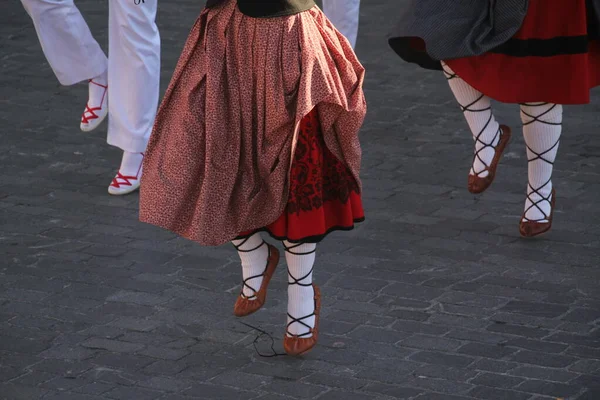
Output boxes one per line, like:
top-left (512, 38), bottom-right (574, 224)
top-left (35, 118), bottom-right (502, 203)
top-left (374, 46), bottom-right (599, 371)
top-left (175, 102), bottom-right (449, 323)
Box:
top-left (237, 109), bottom-right (364, 243)
top-left (138, 0), bottom-right (367, 246)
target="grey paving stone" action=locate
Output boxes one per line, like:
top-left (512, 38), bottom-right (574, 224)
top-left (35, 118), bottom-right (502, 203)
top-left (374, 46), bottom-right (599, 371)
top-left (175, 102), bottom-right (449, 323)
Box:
top-left (81, 338), bottom-right (145, 353)
top-left (509, 350), bottom-right (578, 368)
top-left (138, 376), bottom-right (192, 392)
top-left (348, 326), bottom-right (407, 344)
top-left (516, 379), bottom-right (582, 397)
top-left (0, 366), bottom-right (25, 382)
top-left (73, 382), bottom-right (117, 395)
top-left (561, 308), bottom-right (600, 324)
top-left (0, 384), bottom-right (50, 400)
top-left (409, 375), bottom-right (474, 395)
top-left (138, 346), bottom-right (190, 361)
top-left (414, 364), bottom-right (478, 382)
top-left (469, 386), bottom-right (531, 400)
top-left (387, 309), bottom-right (431, 321)
top-left (457, 343), bottom-right (518, 359)
top-left (302, 372), bottom-right (365, 390)
top-left (315, 389), bottom-right (377, 400)
top-left (577, 389), bottom-right (600, 400)
top-left (92, 353), bottom-right (156, 370)
top-left (410, 351), bottom-right (475, 368)
top-left (566, 345), bottom-right (600, 360)
top-left (568, 359), bottom-right (600, 374)
top-left (500, 301), bottom-right (570, 318)
top-left (547, 333), bottom-right (600, 349)
top-left (470, 372), bottom-right (525, 389)
top-left (183, 384), bottom-right (257, 400)
top-left (105, 385), bottom-right (164, 400)
top-left (40, 376), bottom-right (88, 391)
top-left (144, 360), bottom-right (187, 376)
top-left (487, 322), bottom-right (551, 338)
top-left (413, 393), bottom-right (474, 400)
top-left (570, 374), bottom-right (600, 390)
top-left (37, 344), bottom-right (97, 361)
top-left (445, 329), bottom-right (508, 345)
top-left (508, 365), bottom-right (580, 382)
top-left (429, 313), bottom-right (490, 330)
top-left (391, 321), bottom-right (451, 336)
top-left (399, 334), bottom-right (463, 352)
top-left (506, 338), bottom-right (568, 353)
top-left (106, 291), bottom-right (172, 306)
top-left (42, 393), bottom-right (105, 400)
top-left (362, 383), bottom-right (424, 399)
top-left (109, 317), bottom-right (162, 332)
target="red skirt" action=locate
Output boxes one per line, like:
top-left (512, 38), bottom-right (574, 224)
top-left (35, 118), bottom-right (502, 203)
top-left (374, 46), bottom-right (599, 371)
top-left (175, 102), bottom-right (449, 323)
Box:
top-left (237, 109), bottom-right (364, 243)
top-left (445, 0), bottom-right (600, 104)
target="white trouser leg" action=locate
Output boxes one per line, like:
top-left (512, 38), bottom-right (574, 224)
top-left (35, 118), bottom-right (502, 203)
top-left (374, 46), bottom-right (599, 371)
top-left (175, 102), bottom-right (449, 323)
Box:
top-left (323, 0), bottom-right (360, 49)
top-left (106, 0), bottom-right (160, 153)
top-left (20, 0), bottom-right (107, 86)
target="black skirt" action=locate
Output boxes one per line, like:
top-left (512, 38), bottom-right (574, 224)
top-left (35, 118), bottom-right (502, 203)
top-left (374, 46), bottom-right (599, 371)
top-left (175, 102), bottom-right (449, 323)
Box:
top-left (388, 0), bottom-right (529, 71)
top-left (206, 0), bottom-right (316, 18)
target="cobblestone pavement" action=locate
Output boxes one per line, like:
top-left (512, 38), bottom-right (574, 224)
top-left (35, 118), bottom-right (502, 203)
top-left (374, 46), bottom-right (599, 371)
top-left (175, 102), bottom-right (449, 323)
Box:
top-left (1, 1), bottom-right (600, 399)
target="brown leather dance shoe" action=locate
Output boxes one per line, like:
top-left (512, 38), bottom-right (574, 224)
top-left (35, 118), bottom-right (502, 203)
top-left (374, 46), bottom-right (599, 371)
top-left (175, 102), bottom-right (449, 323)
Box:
top-left (283, 284), bottom-right (321, 356)
top-left (468, 124), bottom-right (512, 194)
top-left (520, 188), bottom-right (556, 238)
top-left (233, 245), bottom-right (280, 317)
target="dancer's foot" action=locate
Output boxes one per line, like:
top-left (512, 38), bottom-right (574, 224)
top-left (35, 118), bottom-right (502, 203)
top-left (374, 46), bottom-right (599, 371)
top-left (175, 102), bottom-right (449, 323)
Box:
top-left (282, 241), bottom-right (319, 356)
top-left (520, 186), bottom-right (556, 238)
top-left (108, 151), bottom-right (144, 196)
top-left (233, 239), bottom-right (280, 317)
top-left (284, 284), bottom-right (321, 356)
top-left (468, 125), bottom-right (512, 194)
top-left (80, 71), bottom-right (108, 132)
top-left (441, 62), bottom-right (508, 194)
top-left (519, 102), bottom-right (562, 238)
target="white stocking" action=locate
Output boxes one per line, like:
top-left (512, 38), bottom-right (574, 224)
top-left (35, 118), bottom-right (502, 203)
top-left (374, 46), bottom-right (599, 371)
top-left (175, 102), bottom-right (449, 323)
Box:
top-left (442, 62), bottom-right (501, 178)
top-left (232, 233), bottom-right (269, 299)
top-left (284, 241), bottom-right (317, 338)
top-left (520, 103), bottom-right (562, 222)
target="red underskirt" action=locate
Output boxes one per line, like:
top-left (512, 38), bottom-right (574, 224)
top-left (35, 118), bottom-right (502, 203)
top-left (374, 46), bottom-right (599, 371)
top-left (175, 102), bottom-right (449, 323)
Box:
top-left (445, 0), bottom-right (600, 105)
top-left (237, 109), bottom-right (364, 243)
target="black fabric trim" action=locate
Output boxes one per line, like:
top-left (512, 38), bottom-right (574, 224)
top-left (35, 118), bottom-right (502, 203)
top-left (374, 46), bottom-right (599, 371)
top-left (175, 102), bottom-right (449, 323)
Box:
top-left (236, 0), bottom-right (316, 18)
top-left (587, 0), bottom-right (600, 40)
top-left (234, 217), bottom-right (365, 244)
top-left (388, 37), bottom-right (443, 71)
top-left (489, 35), bottom-right (590, 57)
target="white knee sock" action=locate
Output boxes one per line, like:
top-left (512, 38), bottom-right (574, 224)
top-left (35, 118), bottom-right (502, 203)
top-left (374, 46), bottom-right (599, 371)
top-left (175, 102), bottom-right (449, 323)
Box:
top-left (285, 241), bottom-right (317, 338)
top-left (232, 233), bottom-right (269, 299)
top-left (442, 62), bottom-right (501, 178)
top-left (520, 103), bottom-right (562, 222)
top-left (88, 70), bottom-right (108, 108)
top-left (119, 151), bottom-right (144, 177)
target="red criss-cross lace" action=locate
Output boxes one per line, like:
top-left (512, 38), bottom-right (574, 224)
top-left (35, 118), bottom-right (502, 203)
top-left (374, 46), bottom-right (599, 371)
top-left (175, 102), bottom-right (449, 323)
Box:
top-left (81, 79), bottom-right (108, 124)
top-left (110, 153), bottom-right (144, 189)
top-left (110, 172), bottom-right (139, 189)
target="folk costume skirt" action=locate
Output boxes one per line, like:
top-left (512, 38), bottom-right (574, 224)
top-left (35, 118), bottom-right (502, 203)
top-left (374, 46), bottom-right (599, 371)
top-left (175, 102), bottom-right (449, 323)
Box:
top-left (390, 0), bottom-right (600, 104)
top-left (139, 0), bottom-right (367, 246)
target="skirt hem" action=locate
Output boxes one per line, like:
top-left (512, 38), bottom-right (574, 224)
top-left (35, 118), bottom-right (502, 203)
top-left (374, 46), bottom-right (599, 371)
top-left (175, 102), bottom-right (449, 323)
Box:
top-left (234, 217), bottom-right (365, 244)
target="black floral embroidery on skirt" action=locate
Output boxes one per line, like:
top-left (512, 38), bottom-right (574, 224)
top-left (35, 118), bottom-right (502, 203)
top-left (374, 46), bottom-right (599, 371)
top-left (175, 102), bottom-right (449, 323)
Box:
top-left (287, 112), bottom-right (359, 216)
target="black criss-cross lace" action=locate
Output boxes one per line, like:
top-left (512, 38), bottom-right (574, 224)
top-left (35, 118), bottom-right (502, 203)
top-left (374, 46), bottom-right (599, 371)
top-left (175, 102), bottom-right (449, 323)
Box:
top-left (233, 238), bottom-right (269, 300)
top-left (443, 63), bottom-right (503, 177)
top-left (284, 242), bottom-right (317, 339)
top-left (520, 102), bottom-right (561, 223)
